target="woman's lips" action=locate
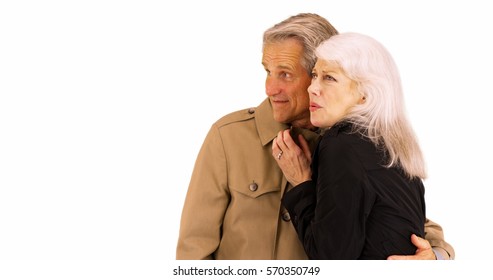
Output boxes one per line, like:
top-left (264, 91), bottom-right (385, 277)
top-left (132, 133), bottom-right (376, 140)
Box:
top-left (309, 102), bottom-right (321, 112)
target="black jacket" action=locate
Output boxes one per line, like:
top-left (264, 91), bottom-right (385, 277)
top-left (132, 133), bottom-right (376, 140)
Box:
top-left (282, 123), bottom-right (426, 259)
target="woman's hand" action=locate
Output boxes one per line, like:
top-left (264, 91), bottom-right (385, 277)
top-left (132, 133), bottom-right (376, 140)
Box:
top-left (272, 129), bottom-right (312, 186)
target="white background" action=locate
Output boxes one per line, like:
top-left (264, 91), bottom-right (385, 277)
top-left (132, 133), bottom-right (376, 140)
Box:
top-left (1, 0), bottom-right (492, 278)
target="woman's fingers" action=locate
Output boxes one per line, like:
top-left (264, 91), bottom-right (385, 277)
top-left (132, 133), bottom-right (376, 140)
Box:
top-left (276, 130), bottom-right (288, 151)
top-left (273, 129), bottom-right (309, 162)
top-left (281, 129), bottom-right (296, 150)
top-left (298, 134), bottom-right (312, 160)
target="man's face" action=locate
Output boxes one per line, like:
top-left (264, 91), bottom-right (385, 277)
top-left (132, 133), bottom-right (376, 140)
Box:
top-left (262, 38), bottom-right (313, 128)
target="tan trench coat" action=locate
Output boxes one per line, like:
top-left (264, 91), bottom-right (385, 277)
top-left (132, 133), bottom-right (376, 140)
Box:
top-left (176, 98), bottom-right (454, 260)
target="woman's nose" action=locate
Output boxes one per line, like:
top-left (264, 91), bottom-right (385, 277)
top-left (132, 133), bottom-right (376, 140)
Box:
top-left (308, 81), bottom-right (320, 96)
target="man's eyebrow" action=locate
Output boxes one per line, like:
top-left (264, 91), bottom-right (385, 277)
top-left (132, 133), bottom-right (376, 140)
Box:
top-left (276, 64), bottom-right (295, 71)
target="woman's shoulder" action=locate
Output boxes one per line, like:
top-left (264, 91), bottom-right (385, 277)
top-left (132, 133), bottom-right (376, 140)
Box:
top-left (319, 123), bottom-right (361, 155)
top-left (321, 122), bottom-right (365, 146)
top-left (320, 122), bottom-right (384, 169)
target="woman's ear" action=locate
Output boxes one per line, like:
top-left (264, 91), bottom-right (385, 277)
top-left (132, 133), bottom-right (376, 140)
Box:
top-left (358, 95), bottom-right (366, 104)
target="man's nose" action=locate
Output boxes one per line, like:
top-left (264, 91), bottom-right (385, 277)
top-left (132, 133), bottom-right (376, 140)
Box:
top-left (265, 77), bottom-right (281, 96)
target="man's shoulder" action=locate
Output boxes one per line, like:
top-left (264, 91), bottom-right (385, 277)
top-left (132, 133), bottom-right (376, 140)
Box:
top-left (214, 106), bottom-right (257, 127)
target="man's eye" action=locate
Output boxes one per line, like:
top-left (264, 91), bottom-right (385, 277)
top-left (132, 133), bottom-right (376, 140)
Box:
top-left (311, 73), bottom-right (317, 79)
top-left (281, 72), bottom-right (291, 78)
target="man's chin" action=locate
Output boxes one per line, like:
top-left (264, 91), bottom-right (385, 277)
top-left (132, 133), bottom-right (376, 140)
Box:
top-left (273, 114), bottom-right (289, 124)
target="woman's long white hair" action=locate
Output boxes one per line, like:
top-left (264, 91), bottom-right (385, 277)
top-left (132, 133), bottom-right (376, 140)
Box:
top-left (316, 32), bottom-right (426, 179)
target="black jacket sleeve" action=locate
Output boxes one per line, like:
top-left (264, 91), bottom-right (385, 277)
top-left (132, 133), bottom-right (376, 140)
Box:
top-left (282, 134), bottom-right (374, 259)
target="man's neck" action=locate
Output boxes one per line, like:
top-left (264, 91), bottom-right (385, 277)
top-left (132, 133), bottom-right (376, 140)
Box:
top-left (291, 120), bottom-right (318, 131)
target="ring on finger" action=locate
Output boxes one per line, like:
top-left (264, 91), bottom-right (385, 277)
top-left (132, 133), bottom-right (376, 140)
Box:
top-left (277, 150), bottom-right (283, 160)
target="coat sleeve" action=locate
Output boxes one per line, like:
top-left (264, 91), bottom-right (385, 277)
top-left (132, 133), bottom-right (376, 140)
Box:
top-left (424, 218), bottom-right (455, 259)
top-left (176, 123), bottom-right (229, 259)
top-left (282, 136), bottom-right (369, 259)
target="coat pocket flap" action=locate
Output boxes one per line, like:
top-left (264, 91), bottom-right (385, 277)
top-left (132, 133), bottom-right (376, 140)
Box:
top-left (230, 180), bottom-right (281, 199)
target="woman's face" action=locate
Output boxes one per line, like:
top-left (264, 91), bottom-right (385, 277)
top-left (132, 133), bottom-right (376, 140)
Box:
top-left (308, 59), bottom-right (363, 128)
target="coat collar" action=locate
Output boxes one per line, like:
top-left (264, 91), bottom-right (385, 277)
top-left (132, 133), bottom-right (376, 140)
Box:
top-left (254, 98), bottom-right (321, 150)
top-left (254, 97), bottom-right (322, 196)
top-left (255, 98), bottom-right (289, 146)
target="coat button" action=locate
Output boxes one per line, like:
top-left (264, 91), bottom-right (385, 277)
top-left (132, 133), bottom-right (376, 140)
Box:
top-left (248, 108), bottom-right (255, 114)
top-left (249, 182), bottom-right (258, 192)
top-left (281, 211), bottom-right (291, 222)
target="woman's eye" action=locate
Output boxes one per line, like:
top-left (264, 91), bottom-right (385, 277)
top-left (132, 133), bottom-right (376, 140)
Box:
top-left (311, 73), bottom-right (317, 79)
top-left (324, 75), bottom-right (336, 82)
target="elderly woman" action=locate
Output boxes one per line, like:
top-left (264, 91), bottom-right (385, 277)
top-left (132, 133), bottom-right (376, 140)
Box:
top-left (272, 32), bottom-right (427, 259)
